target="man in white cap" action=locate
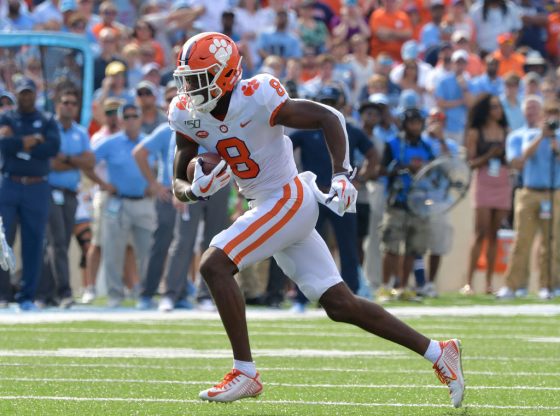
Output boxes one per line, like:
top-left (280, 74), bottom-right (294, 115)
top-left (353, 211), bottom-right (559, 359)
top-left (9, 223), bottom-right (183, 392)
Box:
top-left (434, 49), bottom-right (475, 144)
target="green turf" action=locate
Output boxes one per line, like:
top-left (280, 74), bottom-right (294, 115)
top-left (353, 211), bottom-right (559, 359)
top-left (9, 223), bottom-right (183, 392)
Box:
top-left (0, 303), bottom-right (558, 415)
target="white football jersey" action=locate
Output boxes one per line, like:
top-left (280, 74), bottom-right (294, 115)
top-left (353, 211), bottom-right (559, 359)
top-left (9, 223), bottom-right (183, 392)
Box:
top-left (169, 73), bottom-right (299, 200)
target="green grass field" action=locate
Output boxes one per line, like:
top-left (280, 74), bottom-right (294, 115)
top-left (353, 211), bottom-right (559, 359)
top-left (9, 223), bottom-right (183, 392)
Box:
top-left (0, 299), bottom-right (559, 415)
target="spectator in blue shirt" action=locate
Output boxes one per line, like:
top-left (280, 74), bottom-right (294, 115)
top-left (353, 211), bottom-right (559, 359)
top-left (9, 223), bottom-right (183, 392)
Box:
top-left (0, 77), bottom-right (60, 310)
top-left (90, 103), bottom-right (156, 307)
top-left (257, 9), bottom-right (302, 66)
top-left (0, 0), bottom-right (34, 31)
top-left (499, 96), bottom-right (560, 300)
top-left (290, 84), bottom-right (376, 312)
top-left (36, 89), bottom-right (94, 309)
top-left (434, 49), bottom-right (475, 145)
top-left (378, 108), bottom-right (434, 301)
top-left (500, 72), bottom-right (525, 131)
top-left (471, 55), bottom-right (504, 97)
top-left (133, 85), bottom-right (177, 311)
top-left (419, 0), bottom-right (445, 53)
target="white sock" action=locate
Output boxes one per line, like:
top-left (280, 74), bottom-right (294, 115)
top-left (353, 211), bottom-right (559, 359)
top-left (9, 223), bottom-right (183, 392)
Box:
top-left (423, 340), bottom-right (442, 364)
top-left (233, 359), bottom-right (257, 377)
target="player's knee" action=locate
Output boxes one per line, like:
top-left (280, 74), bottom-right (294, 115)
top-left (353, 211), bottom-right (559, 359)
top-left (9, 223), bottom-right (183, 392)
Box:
top-left (199, 248), bottom-right (236, 283)
top-left (321, 286), bottom-right (359, 323)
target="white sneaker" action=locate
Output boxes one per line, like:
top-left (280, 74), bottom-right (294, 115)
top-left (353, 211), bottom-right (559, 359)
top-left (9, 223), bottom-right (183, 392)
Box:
top-left (495, 286), bottom-right (514, 300)
top-left (81, 287), bottom-right (96, 304)
top-left (538, 287), bottom-right (552, 300)
top-left (433, 339), bottom-right (465, 408)
top-left (199, 369), bottom-right (263, 402)
top-left (158, 296), bottom-right (174, 312)
top-left (514, 288), bottom-right (528, 298)
top-left (420, 282), bottom-right (438, 298)
top-left (198, 298), bottom-right (216, 312)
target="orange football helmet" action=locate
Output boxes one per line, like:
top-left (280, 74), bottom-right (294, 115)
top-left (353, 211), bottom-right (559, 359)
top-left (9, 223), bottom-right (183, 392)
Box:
top-left (174, 32), bottom-right (243, 112)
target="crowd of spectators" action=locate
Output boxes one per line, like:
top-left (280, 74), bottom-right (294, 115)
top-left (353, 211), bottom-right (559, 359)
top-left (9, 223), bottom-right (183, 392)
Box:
top-left (1, 0), bottom-right (560, 311)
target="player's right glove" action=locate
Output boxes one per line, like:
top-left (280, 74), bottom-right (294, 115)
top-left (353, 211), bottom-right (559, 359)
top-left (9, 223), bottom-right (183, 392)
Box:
top-left (190, 159), bottom-right (232, 200)
top-left (325, 169), bottom-right (358, 215)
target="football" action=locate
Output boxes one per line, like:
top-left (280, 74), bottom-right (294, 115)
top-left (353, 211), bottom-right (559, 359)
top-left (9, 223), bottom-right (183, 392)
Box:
top-left (186, 152), bottom-right (224, 182)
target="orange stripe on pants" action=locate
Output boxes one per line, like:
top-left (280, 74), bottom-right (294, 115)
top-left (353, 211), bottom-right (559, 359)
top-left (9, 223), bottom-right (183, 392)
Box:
top-left (233, 177), bottom-right (304, 265)
top-left (223, 182), bottom-right (292, 257)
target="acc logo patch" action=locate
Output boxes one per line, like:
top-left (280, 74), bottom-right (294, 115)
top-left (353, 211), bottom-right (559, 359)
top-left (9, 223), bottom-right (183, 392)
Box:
top-left (219, 125), bottom-right (229, 133)
top-left (196, 130), bottom-right (209, 138)
top-left (241, 79), bottom-right (260, 96)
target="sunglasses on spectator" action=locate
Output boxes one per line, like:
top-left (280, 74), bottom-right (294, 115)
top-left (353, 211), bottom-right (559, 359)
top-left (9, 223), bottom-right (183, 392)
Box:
top-left (105, 109), bottom-right (118, 116)
top-left (0, 101), bottom-right (14, 108)
top-left (123, 113), bottom-right (139, 120)
top-left (102, 9), bottom-right (117, 15)
top-left (137, 89), bottom-right (153, 97)
top-left (61, 100), bottom-right (78, 106)
top-left (71, 21), bottom-right (86, 29)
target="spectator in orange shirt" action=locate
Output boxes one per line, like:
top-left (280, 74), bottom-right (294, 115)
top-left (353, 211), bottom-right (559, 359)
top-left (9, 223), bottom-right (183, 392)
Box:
top-left (546, 0), bottom-right (560, 64)
top-left (91, 1), bottom-right (126, 40)
top-left (128, 19), bottom-right (166, 68)
top-left (493, 33), bottom-right (525, 77)
top-left (368, 0), bottom-right (413, 61)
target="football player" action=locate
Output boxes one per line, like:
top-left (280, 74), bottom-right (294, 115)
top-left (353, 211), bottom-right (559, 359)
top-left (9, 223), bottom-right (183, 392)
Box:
top-left (169, 32), bottom-right (465, 408)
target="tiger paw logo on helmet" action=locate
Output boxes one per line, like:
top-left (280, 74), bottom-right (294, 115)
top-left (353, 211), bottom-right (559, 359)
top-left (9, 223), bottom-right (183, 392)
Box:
top-left (241, 79), bottom-right (260, 96)
top-left (209, 39), bottom-right (232, 64)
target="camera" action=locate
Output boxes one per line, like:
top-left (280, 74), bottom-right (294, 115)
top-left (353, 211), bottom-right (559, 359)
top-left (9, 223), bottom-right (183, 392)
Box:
top-left (547, 120), bottom-right (559, 131)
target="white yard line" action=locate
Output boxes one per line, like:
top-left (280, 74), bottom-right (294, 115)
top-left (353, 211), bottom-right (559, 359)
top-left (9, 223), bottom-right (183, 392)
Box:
top-left (0, 347), bottom-right (558, 362)
top-left (0, 326), bottom-right (555, 341)
top-left (1, 362), bottom-right (559, 377)
top-left (0, 395), bottom-right (558, 411)
top-left (0, 304), bottom-right (558, 324)
top-left (0, 376), bottom-right (559, 391)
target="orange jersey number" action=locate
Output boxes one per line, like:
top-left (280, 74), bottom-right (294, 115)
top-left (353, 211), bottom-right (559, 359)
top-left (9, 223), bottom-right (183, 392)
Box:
top-left (216, 137), bottom-right (261, 179)
top-left (269, 79), bottom-right (285, 97)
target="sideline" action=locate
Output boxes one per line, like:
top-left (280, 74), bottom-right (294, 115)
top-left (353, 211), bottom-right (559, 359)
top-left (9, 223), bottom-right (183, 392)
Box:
top-left (0, 304), bottom-right (558, 324)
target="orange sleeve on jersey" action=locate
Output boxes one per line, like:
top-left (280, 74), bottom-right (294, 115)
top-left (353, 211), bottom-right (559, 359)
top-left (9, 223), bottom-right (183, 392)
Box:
top-left (177, 131), bottom-right (196, 143)
top-left (269, 99), bottom-right (287, 127)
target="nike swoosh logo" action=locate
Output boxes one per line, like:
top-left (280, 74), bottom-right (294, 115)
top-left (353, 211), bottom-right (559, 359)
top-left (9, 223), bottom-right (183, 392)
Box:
top-left (240, 120), bottom-right (252, 128)
top-left (199, 176), bottom-right (214, 194)
top-left (444, 363), bottom-right (458, 380)
top-left (207, 389), bottom-right (230, 397)
top-left (338, 179), bottom-right (346, 198)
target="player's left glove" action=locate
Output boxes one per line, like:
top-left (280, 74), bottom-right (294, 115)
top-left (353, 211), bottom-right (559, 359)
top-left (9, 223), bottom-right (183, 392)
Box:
top-left (325, 168), bottom-right (358, 216)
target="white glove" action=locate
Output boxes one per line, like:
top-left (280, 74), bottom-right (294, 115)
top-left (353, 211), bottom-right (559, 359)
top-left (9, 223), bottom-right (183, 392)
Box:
top-left (324, 169), bottom-right (358, 216)
top-left (0, 218), bottom-right (16, 274)
top-left (191, 159), bottom-right (231, 200)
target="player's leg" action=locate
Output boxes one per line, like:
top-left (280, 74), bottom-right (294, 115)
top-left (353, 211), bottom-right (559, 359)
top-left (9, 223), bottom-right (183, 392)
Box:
top-left (198, 177), bottom-right (314, 402)
top-left (277, 228), bottom-right (464, 408)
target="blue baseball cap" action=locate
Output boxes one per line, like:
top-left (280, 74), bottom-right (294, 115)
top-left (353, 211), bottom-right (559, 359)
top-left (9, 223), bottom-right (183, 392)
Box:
top-left (315, 84), bottom-right (343, 103)
top-left (14, 77), bottom-right (37, 94)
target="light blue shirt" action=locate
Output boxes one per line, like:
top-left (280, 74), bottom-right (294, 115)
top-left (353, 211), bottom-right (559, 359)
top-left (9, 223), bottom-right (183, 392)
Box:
top-left (471, 74), bottom-right (504, 97)
top-left (419, 23), bottom-right (441, 52)
top-left (93, 131), bottom-right (148, 197)
top-left (373, 124), bottom-right (399, 144)
top-left (48, 121), bottom-right (91, 192)
top-left (140, 122), bottom-right (173, 187)
top-left (435, 73), bottom-right (475, 134)
top-left (257, 30), bottom-right (302, 60)
top-left (423, 135), bottom-right (460, 158)
top-left (506, 126), bottom-right (560, 189)
top-left (500, 95), bottom-right (525, 131)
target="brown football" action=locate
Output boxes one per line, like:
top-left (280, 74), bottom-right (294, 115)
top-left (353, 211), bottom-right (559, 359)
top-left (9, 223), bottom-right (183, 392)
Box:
top-left (186, 152), bottom-right (224, 182)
